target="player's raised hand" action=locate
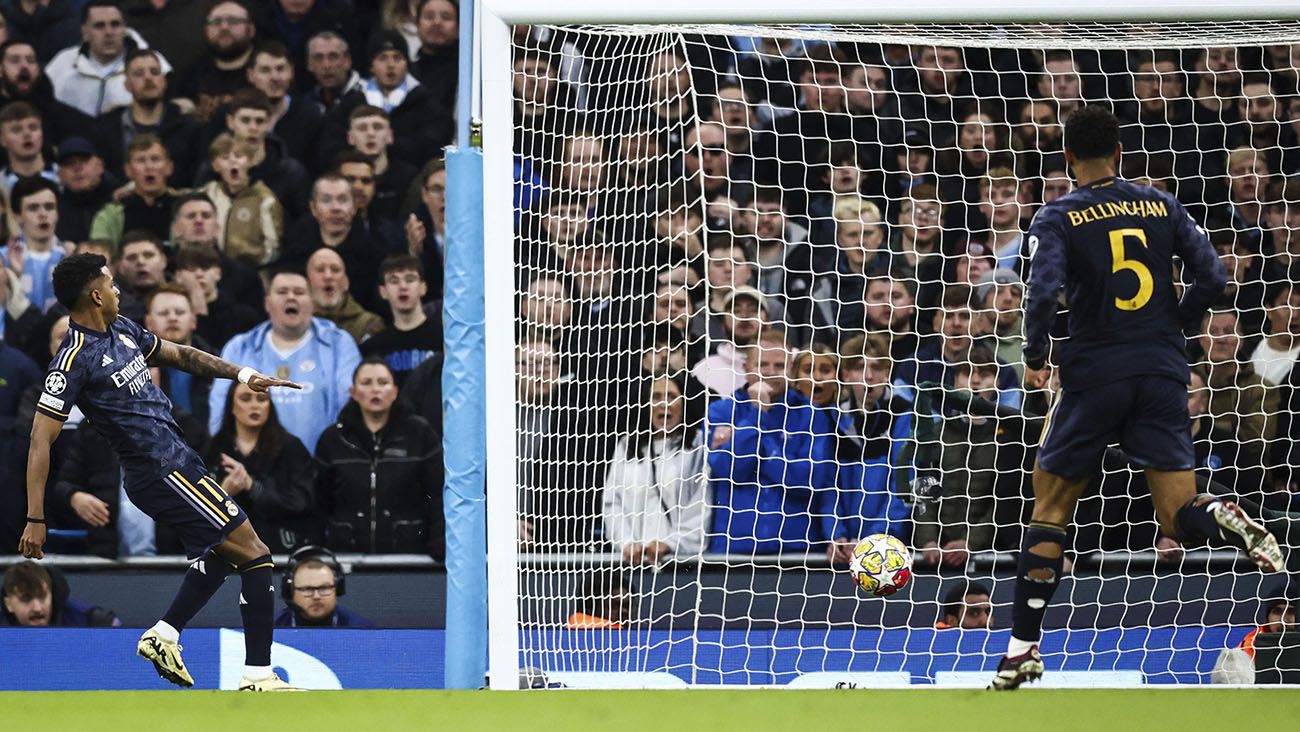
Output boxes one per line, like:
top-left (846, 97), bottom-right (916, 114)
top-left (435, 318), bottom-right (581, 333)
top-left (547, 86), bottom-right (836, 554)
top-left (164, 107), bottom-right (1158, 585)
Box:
top-left (245, 372), bottom-right (302, 393)
top-left (19, 522), bottom-right (46, 559)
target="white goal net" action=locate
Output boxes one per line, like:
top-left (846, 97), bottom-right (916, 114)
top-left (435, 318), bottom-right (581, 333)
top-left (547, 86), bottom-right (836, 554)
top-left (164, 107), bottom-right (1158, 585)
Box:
top-left (503, 19), bottom-right (1300, 687)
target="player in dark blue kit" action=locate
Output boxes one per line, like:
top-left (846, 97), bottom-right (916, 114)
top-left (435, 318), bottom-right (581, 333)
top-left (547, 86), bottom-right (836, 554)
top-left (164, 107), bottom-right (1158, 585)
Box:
top-left (18, 254), bottom-right (303, 691)
top-left (989, 106), bottom-right (1285, 690)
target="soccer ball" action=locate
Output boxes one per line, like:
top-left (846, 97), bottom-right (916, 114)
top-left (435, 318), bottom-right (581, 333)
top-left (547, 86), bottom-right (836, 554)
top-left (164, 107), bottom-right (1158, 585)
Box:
top-left (848, 534), bottom-right (912, 597)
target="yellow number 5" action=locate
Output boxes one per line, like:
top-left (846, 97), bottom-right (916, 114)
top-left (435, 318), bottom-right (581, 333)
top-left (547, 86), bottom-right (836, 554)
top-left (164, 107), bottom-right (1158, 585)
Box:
top-left (1109, 228), bottom-right (1153, 311)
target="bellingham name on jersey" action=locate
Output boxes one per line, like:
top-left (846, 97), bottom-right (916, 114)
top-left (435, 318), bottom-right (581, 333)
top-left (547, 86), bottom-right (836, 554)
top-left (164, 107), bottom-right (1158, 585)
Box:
top-left (1023, 176), bottom-right (1226, 391)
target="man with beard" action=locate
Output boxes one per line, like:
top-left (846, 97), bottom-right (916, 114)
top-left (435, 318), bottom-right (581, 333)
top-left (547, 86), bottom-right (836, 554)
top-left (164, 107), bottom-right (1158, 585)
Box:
top-left (0, 39), bottom-right (93, 146)
top-left (306, 247), bottom-right (382, 344)
top-left (174, 0), bottom-right (256, 124)
top-left (123, 0), bottom-right (209, 79)
top-left (95, 49), bottom-right (199, 185)
top-left (54, 136), bottom-right (120, 243)
top-left (90, 133), bottom-right (180, 252)
top-left (304, 31), bottom-right (362, 115)
top-left (45, 0), bottom-right (172, 116)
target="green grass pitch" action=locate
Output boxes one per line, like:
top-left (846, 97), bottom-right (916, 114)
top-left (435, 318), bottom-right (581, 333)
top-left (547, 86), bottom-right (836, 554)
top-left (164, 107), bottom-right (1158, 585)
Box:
top-left (5, 689), bottom-right (1299, 732)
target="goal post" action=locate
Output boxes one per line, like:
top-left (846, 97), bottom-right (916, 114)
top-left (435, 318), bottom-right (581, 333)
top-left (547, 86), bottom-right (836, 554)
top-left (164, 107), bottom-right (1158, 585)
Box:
top-left (481, 0), bottom-right (1300, 690)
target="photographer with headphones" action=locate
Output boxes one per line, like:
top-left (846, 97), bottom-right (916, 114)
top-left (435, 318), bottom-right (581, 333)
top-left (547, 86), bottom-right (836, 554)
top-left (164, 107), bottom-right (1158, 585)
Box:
top-left (274, 546), bottom-right (373, 627)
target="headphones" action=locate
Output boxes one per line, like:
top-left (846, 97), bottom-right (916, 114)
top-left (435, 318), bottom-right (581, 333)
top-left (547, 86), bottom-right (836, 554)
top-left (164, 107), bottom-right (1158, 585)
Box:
top-left (280, 545), bottom-right (347, 603)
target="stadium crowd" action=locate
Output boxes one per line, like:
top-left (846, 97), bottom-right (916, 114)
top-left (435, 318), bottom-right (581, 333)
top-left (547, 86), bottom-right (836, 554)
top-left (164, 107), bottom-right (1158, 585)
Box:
top-left (0, 1), bottom-right (1298, 596)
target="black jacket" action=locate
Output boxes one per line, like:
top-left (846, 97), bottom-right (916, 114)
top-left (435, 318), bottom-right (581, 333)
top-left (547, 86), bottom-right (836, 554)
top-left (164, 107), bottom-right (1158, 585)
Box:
top-left (318, 84), bottom-right (453, 173)
top-left (95, 101), bottom-right (201, 186)
top-left (411, 43), bottom-right (458, 114)
top-left (0, 72), bottom-right (95, 150)
top-left (57, 173), bottom-right (120, 243)
top-left (204, 432), bottom-right (321, 553)
top-left (315, 400), bottom-right (444, 557)
top-left (280, 217), bottom-right (383, 312)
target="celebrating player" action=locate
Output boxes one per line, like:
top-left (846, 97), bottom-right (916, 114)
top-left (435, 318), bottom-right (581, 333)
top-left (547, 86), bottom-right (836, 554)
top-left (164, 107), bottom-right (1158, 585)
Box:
top-left (18, 253), bottom-right (303, 691)
top-left (990, 105), bottom-right (1284, 690)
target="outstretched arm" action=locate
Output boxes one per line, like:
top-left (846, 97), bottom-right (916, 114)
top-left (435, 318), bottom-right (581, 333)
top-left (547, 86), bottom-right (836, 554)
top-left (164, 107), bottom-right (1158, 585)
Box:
top-left (19, 413), bottom-right (62, 558)
top-left (149, 339), bottom-right (301, 393)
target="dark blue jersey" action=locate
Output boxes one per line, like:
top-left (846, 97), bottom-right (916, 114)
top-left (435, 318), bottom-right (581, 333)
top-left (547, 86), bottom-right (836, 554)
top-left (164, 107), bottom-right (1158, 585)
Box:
top-left (1024, 176), bottom-right (1226, 390)
top-left (35, 317), bottom-right (201, 479)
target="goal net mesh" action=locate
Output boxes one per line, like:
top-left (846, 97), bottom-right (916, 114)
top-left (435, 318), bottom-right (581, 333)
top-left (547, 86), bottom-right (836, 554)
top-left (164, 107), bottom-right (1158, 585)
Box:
top-left (509, 20), bottom-right (1300, 686)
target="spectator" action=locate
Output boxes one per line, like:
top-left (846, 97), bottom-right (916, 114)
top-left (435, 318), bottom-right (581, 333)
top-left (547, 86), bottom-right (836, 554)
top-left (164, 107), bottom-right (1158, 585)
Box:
top-left (1250, 284), bottom-right (1300, 387)
top-left (1219, 147), bottom-right (1271, 251)
top-left (824, 335), bottom-right (912, 565)
top-left (519, 275), bottom-right (571, 350)
top-left (973, 269), bottom-right (1026, 376)
top-left (1037, 50), bottom-right (1084, 118)
top-left (274, 547), bottom-right (372, 627)
top-left (1199, 309), bottom-right (1278, 486)
top-left (361, 255), bottom-right (440, 387)
top-left (1264, 176), bottom-right (1300, 280)
top-left (603, 374), bottom-right (709, 565)
top-left (167, 192), bottom-right (266, 308)
top-left (2, 176), bottom-right (65, 312)
top-left (935, 581), bottom-right (993, 630)
top-left (307, 246), bottom-right (384, 344)
top-left (44, 0), bottom-right (172, 116)
top-left (693, 286), bottom-right (766, 397)
top-left (123, 0), bottom-right (209, 80)
top-left (320, 29), bottom-right (453, 173)
top-left (801, 198), bottom-right (893, 345)
top-left (174, 0), bottom-right (256, 124)
top-left (1, 0), bottom-right (80, 63)
top-left (316, 358), bottom-right (444, 556)
top-left (699, 235), bottom-right (756, 338)
top-left (173, 244), bottom-right (262, 352)
top-left (1190, 47), bottom-right (1243, 136)
top-left (565, 569), bottom-right (633, 630)
top-left (144, 282), bottom-right (214, 424)
top-left (888, 183), bottom-right (946, 285)
top-left (217, 87), bottom-right (309, 220)
top-left (685, 120), bottom-right (751, 210)
top-left (246, 40), bottom-right (323, 170)
top-left (90, 133), bottom-right (179, 252)
top-left (211, 268), bottom-right (361, 450)
top-left (978, 167), bottom-right (1025, 271)
top-left (405, 158), bottom-right (445, 302)
top-left (0, 39), bottom-right (95, 145)
top-left (1211, 228), bottom-right (1269, 339)
top-left (281, 173), bottom-right (379, 310)
top-left (1188, 366), bottom-right (1244, 495)
top-left (305, 31), bottom-right (362, 114)
top-left (0, 262), bottom-right (41, 349)
top-left (409, 0), bottom-right (458, 113)
top-left (55, 136), bottom-right (118, 243)
top-left (751, 185), bottom-right (810, 312)
top-left (913, 353), bottom-right (1003, 568)
top-left (198, 133), bottom-right (283, 266)
top-left (205, 383), bottom-right (320, 553)
top-left (511, 46), bottom-right (579, 165)
top-left (0, 337), bottom-right (39, 418)
top-left (898, 45), bottom-right (974, 142)
top-left (251, 0), bottom-right (354, 76)
top-left (0, 101), bottom-right (57, 193)
top-left (335, 150), bottom-right (402, 251)
top-left (515, 337), bottom-right (588, 548)
top-left (706, 330), bottom-right (837, 553)
top-left (347, 106), bottom-right (418, 245)
top-left (861, 276), bottom-right (920, 363)
top-left (936, 111), bottom-right (1008, 209)
top-left (95, 48), bottom-right (198, 186)
top-left (894, 284), bottom-right (1021, 409)
top-left (113, 233), bottom-right (167, 316)
top-left (1, 561), bottom-right (119, 626)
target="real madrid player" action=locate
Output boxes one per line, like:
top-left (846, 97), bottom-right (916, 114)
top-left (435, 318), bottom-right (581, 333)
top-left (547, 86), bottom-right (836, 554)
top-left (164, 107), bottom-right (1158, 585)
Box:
top-left (18, 253), bottom-right (302, 691)
top-left (990, 105), bottom-right (1284, 690)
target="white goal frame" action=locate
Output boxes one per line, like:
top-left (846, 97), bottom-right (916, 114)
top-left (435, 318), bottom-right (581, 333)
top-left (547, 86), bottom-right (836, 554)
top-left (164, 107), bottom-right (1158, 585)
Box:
top-left (479, 0), bottom-right (1300, 690)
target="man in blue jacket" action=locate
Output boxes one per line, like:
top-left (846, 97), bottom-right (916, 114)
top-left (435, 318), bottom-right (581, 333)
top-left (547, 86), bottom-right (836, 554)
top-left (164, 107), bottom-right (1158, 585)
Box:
top-left (209, 268), bottom-right (360, 450)
top-left (706, 330), bottom-right (837, 554)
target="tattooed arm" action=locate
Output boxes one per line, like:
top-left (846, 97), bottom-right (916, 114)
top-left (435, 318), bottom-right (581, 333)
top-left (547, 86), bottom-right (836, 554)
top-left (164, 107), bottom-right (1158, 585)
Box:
top-left (149, 340), bottom-right (301, 393)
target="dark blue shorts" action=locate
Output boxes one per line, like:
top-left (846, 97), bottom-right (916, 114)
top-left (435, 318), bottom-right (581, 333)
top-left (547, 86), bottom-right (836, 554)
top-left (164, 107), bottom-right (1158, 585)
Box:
top-left (125, 460), bottom-right (248, 558)
top-left (1036, 375), bottom-right (1194, 479)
